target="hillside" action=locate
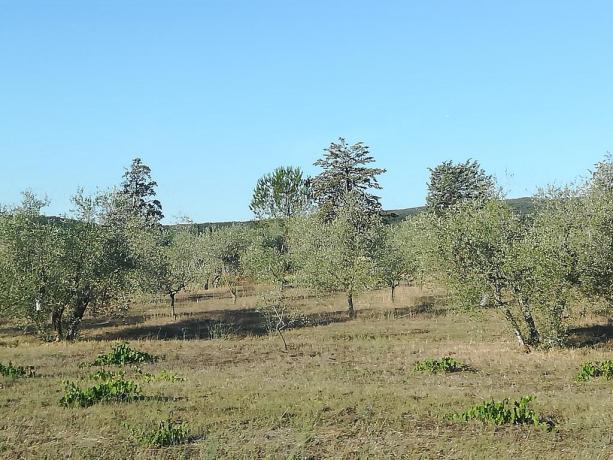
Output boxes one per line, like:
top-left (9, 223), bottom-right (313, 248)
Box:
top-left (189, 196), bottom-right (536, 228)
top-left (384, 196), bottom-right (535, 223)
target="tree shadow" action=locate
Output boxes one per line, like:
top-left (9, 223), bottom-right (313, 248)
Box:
top-left (567, 321), bottom-right (613, 348)
top-left (180, 285), bottom-right (256, 303)
top-left (87, 308), bottom-right (351, 341)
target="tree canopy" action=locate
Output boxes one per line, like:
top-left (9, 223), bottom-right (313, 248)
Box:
top-left (312, 138), bottom-right (386, 219)
top-left (426, 159), bottom-right (496, 215)
top-left (121, 157), bottom-right (164, 224)
top-left (250, 166), bottom-right (312, 220)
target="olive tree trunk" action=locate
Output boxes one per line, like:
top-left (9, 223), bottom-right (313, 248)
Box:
top-left (347, 292), bottom-right (355, 318)
top-left (170, 292), bottom-right (177, 319)
top-left (66, 301), bottom-right (89, 341)
top-left (51, 308), bottom-right (64, 341)
top-left (519, 299), bottom-right (540, 346)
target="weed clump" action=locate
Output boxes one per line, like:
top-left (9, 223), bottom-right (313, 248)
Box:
top-left (88, 369), bottom-right (125, 381)
top-left (60, 377), bottom-right (141, 407)
top-left (576, 360), bottom-right (613, 381)
top-left (0, 362), bottom-right (35, 379)
top-left (207, 321), bottom-right (236, 340)
top-left (414, 357), bottom-right (467, 374)
top-left (91, 342), bottom-right (159, 366)
top-left (450, 396), bottom-right (554, 431)
top-left (129, 419), bottom-right (191, 447)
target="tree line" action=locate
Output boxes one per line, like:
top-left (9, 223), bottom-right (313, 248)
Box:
top-left (0, 142), bottom-right (611, 348)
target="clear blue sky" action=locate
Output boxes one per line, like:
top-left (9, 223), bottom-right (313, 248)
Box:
top-left (1, 1), bottom-right (611, 222)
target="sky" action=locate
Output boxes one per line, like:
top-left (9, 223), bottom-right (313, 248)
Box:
top-left (1, 1), bottom-right (612, 222)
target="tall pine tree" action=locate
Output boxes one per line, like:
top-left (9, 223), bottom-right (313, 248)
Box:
top-left (312, 138), bottom-right (386, 220)
top-left (120, 158), bottom-right (164, 224)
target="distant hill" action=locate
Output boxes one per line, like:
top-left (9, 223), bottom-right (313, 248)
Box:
top-left (383, 196), bottom-right (535, 223)
top-left (187, 197), bottom-right (537, 228)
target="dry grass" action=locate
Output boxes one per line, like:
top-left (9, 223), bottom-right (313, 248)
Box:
top-left (0, 286), bottom-right (611, 459)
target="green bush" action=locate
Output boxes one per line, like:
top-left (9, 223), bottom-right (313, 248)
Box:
top-left (0, 361), bottom-right (35, 379)
top-left (576, 360), bottom-right (613, 381)
top-left (451, 396), bottom-right (554, 431)
top-left (89, 369), bottom-right (124, 381)
top-left (60, 377), bottom-right (141, 407)
top-left (91, 342), bottom-right (159, 366)
top-left (414, 357), bottom-right (467, 374)
top-left (130, 419), bottom-right (191, 447)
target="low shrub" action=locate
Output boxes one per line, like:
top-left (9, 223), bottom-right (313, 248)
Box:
top-left (414, 357), bottom-right (467, 374)
top-left (576, 360), bottom-right (613, 381)
top-left (0, 361), bottom-right (35, 379)
top-left (60, 377), bottom-right (141, 407)
top-left (129, 419), bottom-right (191, 447)
top-left (207, 321), bottom-right (236, 340)
top-left (450, 396), bottom-right (554, 431)
top-left (91, 342), bottom-right (159, 366)
top-left (89, 369), bottom-right (124, 381)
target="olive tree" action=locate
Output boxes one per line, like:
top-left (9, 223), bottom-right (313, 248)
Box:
top-left (374, 225), bottom-right (412, 302)
top-left (243, 223), bottom-right (288, 289)
top-left (430, 193), bottom-right (586, 348)
top-left (199, 225), bottom-right (252, 304)
top-left (135, 227), bottom-right (202, 319)
top-left (243, 224), bottom-right (295, 350)
top-left (0, 193), bottom-right (66, 337)
top-left (576, 156), bottom-right (613, 306)
top-left (431, 200), bottom-right (529, 343)
top-left (394, 213), bottom-right (436, 289)
top-left (0, 191), bottom-right (140, 341)
top-left (290, 191), bottom-right (382, 318)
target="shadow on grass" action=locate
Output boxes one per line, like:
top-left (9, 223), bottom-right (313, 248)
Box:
top-left (180, 285), bottom-right (257, 303)
top-left (567, 321), bottom-right (613, 348)
top-left (86, 298), bottom-right (450, 342)
top-left (87, 308), bottom-right (351, 341)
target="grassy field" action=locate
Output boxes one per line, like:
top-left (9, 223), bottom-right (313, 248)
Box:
top-left (0, 286), bottom-right (611, 459)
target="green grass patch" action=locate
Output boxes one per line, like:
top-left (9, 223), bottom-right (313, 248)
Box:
top-left (90, 342), bottom-right (159, 366)
top-left (128, 419), bottom-right (192, 447)
top-left (450, 396), bottom-right (554, 431)
top-left (413, 356), bottom-right (468, 373)
top-left (576, 360), bottom-right (613, 381)
top-left (0, 361), bottom-right (35, 379)
top-left (59, 377), bottom-right (141, 407)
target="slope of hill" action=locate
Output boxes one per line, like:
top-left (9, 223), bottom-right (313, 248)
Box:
top-left (383, 196), bottom-right (535, 223)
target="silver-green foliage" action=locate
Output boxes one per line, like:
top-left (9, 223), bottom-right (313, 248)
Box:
top-left (289, 191), bottom-right (383, 317)
top-left (198, 225), bottom-right (253, 303)
top-left (423, 156), bottom-right (613, 347)
top-left (425, 197), bottom-right (571, 347)
top-left (0, 191), bottom-right (145, 340)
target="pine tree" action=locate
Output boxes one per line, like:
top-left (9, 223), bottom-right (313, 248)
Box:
top-left (249, 166), bottom-right (311, 219)
top-left (311, 138), bottom-right (386, 220)
top-left (426, 159), bottom-right (496, 215)
top-left (121, 158), bottom-right (164, 224)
